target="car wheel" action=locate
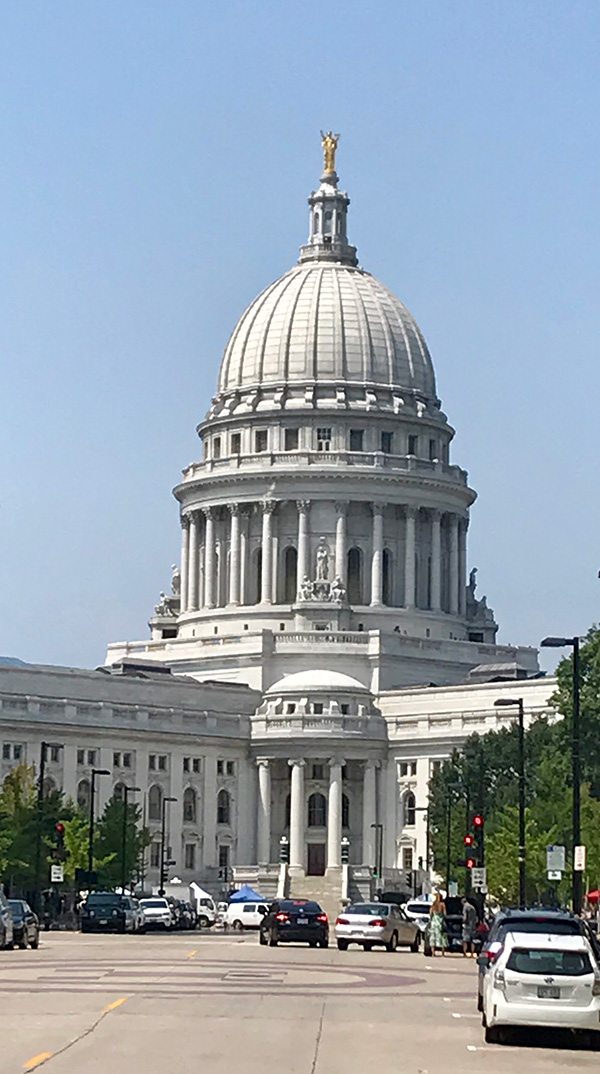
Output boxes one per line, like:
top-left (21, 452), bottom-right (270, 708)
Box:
top-left (423, 942), bottom-right (432, 957)
top-left (484, 1025), bottom-right (505, 1045)
top-left (363, 942), bottom-right (373, 951)
top-left (30, 933), bottom-right (39, 950)
top-left (320, 938), bottom-right (328, 949)
top-left (232, 920), bottom-right (243, 932)
top-left (309, 940), bottom-right (318, 948)
top-left (268, 930), bottom-right (278, 947)
top-left (337, 940), bottom-right (349, 951)
top-left (410, 933), bottom-right (420, 953)
top-left (18, 939), bottom-right (27, 950)
top-left (259, 930), bottom-right (268, 946)
top-left (386, 932), bottom-right (398, 953)
top-left (198, 915), bottom-right (209, 928)
top-left (477, 991), bottom-right (483, 1013)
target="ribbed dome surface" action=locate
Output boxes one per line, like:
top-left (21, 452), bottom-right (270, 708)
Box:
top-left (217, 262), bottom-right (437, 400)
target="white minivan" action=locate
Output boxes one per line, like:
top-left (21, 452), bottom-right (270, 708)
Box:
top-left (225, 902), bottom-right (269, 931)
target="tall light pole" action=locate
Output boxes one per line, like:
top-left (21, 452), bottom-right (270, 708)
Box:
top-left (159, 797), bottom-right (177, 895)
top-left (495, 697), bottom-right (526, 908)
top-left (370, 822), bottom-right (384, 888)
top-left (120, 786), bottom-right (140, 894)
top-left (88, 768), bottom-right (110, 883)
top-left (34, 741), bottom-right (63, 914)
top-left (541, 635), bottom-right (582, 914)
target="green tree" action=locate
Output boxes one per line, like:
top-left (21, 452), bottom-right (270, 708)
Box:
top-left (0, 764), bottom-right (75, 895)
top-left (95, 796), bottom-right (150, 890)
top-left (551, 625), bottom-right (600, 796)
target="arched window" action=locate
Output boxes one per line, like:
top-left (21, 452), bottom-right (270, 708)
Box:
top-left (324, 210), bottom-right (333, 234)
top-left (217, 789), bottom-right (230, 825)
top-left (308, 792), bottom-right (327, 828)
top-left (43, 776), bottom-right (57, 796)
top-left (77, 779), bottom-right (90, 813)
top-left (347, 547), bottom-right (362, 604)
top-left (342, 794), bottom-right (350, 829)
top-left (113, 782), bottom-right (126, 801)
top-left (253, 548), bottom-right (262, 604)
top-left (148, 784), bottom-right (163, 822)
top-left (405, 792), bottom-right (416, 827)
top-left (283, 546), bottom-right (297, 603)
top-left (183, 787), bottom-right (197, 824)
top-left (382, 549), bottom-right (392, 606)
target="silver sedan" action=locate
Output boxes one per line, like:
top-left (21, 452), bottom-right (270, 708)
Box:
top-left (335, 902), bottom-right (420, 952)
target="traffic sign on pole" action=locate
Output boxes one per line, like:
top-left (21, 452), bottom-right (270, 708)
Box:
top-left (547, 870), bottom-right (562, 881)
top-left (574, 845), bottom-right (586, 872)
top-left (472, 867), bottom-right (487, 888)
top-left (50, 864), bottom-right (64, 883)
top-left (546, 845), bottom-right (566, 872)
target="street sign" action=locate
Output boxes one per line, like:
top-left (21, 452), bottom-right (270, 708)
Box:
top-left (547, 870), bottom-right (562, 881)
top-left (448, 881), bottom-right (458, 897)
top-left (472, 867), bottom-right (487, 888)
top-left (479, 884), bottom-right (488, 895)
top-left (546, 845), bottom-right (566, 872)
top-left (574, 845), bottom-right (587, 872)
top-left (50, 864), bottom-right (64, 883)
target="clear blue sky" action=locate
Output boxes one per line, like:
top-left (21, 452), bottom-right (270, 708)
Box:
top-left (1, 1), bottom-right (599, 671)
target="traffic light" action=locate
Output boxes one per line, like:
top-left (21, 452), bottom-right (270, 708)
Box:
top-left (464, 834), bottom-right (473, 847)
top-left (466, 857), bottom-right (475, 869)
top-left (473, 814), bottom-right (484, 829)
top-left (53, 822), bottom-right (67, 862)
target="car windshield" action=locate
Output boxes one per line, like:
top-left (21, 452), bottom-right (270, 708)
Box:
top-left (406, 903), bottom-right (430, 915)
top-left (506, 947), bottom-right (592, 976)
top-left (277, 901), bottom-right (322, 913)
top-left (8, 900), bottom-right (25, 919)
top-left (141, 899), bottom-right (168, 909)
top-left (498, 918), bottom-right (581, 938)
top-left (346, 904), bottom-right (390, 916)
top-left (86, 894), bottom-right (122, 907)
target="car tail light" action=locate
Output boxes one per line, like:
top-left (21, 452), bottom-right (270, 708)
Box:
top-left (369, 918), bottom-right (387, 927)
top-left (336, 917), bottom-right (349, 926)
top-left (593, 975), bottom-right (600, 997)
top-left (316, 914), bottom-right (328, 924)
top-left (494, 968), bottom-right (506, 991)
top-left (275, 912), bottom-right (290, 922)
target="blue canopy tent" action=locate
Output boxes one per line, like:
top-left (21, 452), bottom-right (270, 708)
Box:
top-left (228, 884), bottom-right (265, 902)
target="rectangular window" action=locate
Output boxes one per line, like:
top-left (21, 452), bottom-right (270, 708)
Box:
top-left (87, 750), bottom-right (96, 766)
top-left (231, 432), bottom-right (241, 455)
top-left (77, 749), bottom-right (85, 765)
top-left (184, 844), bottom-right (196, 870)
top-left (429, 438), bottom-right (437, 461)
top-left (13, 744), bottom-right (22, 760)
top-left (218, 844), bottom-right (230, 869)
top-left (316, 427), bottom-right (331, 452)
top-left (192, 758), bottom-right (201, 773)
top-left (286, 703), bottom-right (296, 714)
top-left (381, 431), bottom-right (393, 454)
top-left (149, 755), bottom-right (156, 770)
top-left (313, 702), bottom-right (324, 715)
top-left (150, 843), bottom-right (160, 868)
top-left (183, 757), bottom-right (190, 773)
top-left (431, 760), bottom-right (441, 775)
top-left (113, 752), bottom-right (121, 768)
top-left (213, 436), bottom-right (221, 460)
top-left (349, 429), bottom-right (364, 452)
top-left (123, 752), bottom-right (131, 769)
top-left (312, 764), bottom-right (324, 780)
top-left (226, 761), bottom-right (235, 776)
top-left (158, 755), bottom-right (167, 772)
top-left (340, 704), bottom-right (349, 715)
top-left (284, 428), bottom-right (299, 451)
top-left (402, 848), bottom-right (413, 871)
top-left (2, 744), bottom-right (10, 761)
top-left (408, 435), bottom-right (418, 456)
top-left (255, 429), bottom-right (268, 453)
top-left (50, 746), bottom-right (61, 763)
top-left (217, 760), bottom-right (224, 775)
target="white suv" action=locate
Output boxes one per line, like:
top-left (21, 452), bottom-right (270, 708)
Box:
top-left (139, 897), bottom-right (172, 930)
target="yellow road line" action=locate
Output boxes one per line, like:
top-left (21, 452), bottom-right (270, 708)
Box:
top-left (23, 1053), bottom-right (52, 1070)
top-left (103, 997), bottom-right (128, 1013)
top-left (187, 950), bottom-right (198, 958)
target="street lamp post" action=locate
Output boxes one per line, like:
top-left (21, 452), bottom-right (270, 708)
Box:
top-left (495, 697), bottom-right (526, 908)
top-left (370, 823), bottom-right (384, 887)
top-left (541, 635), bottom-right (582, 914)
top-left (33, 741), bottom-right (63, 914)
top-left (120, 786), bottom-right (141, 894)
top-left (88, 768), bottom-right (110, 882)
top-left (159, 797), bottom-right (177, 895)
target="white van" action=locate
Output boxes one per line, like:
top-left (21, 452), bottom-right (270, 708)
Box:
top-left (225, 901), bottom-right (270, 931)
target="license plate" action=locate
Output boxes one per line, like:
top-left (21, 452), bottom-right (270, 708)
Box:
top-left (100, 919), bottom-right (108, 925)
top-left (537, 986), bottom-right (560, 999)
top-left (297, 918), bottom-right (308, 925)
top-left (350, 930), bottom-right (363, 936)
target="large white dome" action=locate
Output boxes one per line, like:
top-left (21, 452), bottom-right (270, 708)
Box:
top-left (217, 262), bottom-right (437, 403)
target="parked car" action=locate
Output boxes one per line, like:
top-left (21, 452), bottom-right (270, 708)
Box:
top-left (0, 892), bottom-right (14, 949)
top-left (259, 899), bottom-right (329, 948)
top-left (225, 901), bottom-right (270, 931)
top-left (8, 900), bottom-right (39, 948)
top-left (335, 902), bottom-right (420, 952)
top-left (139, 897), bottom-right (173, 930)
top-left (481, 930), bottom-right (600, 1045)
top-left (421, 896), bottom-right (481, 956)
top-left (80, 892), bottom-right (136, 933)
top-left (476, 907), bottom-right (592, 1011)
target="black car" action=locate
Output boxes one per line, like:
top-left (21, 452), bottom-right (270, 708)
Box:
top-left (80, 892), bottom-right (130, 933)
top-left (8, 901), bottom-right (39, 949)
top-left (423, 896), bottom-right (481, 956)
top-left (259, 899), bottom-right (329, 948)
top-left (476, 907), bottom-right (592, 1011)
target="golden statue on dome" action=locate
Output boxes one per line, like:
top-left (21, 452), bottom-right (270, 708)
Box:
top-left (320, 130), bottom-right (340, 175)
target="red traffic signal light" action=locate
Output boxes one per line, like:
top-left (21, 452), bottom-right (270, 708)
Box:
top-left (464, 834), bottom-right (473, 846)
top-left (55, 822), bottom-right (65, 835)
top-left (473, 814), bottom-right (484, 828)
top-left (466, 858), bottom-right (475, 869)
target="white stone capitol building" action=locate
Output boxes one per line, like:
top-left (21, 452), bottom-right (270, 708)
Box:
top-left (1, 140), bottom-right (553, 900)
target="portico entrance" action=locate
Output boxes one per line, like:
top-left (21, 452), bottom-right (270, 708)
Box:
top-left (307, 843), bottom-right (326, 876)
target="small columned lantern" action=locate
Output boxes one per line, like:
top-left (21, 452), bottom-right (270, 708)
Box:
top-left (341, 836), bottom-right (350, 865)
top-left (279, 835), bottom-right (290, 864)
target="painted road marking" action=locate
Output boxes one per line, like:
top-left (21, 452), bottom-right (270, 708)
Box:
top-left (466, 1045), bottom-right (478, 1051)
top-left (103, 997), bottom-right (128, 1012)
top-left (187, 950), bottom-right (198, 958)
top-left (452, 1012), bottom-right (461, 1018)
top-left (23, 1053), bottom-right (52, 1070)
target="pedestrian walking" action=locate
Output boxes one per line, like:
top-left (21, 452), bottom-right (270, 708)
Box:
top-left (461, 897), bottom-right (478, 957)
top-left (429, 891), bottom-right (447, 956)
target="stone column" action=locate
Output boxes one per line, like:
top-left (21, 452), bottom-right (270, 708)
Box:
top-left (449, 514), bottom-right (459, 615)
top-left (404, 507), bottom-right (417, 608)
top-left (240, 509), bottom-right (249, 606)
top-left (296, 501), bottom-right (310, 592)
top-left (430, 509), bottom-right (442, 611)
top-left (327, 758), bottom-right (344, 869)
top-left (458, 519), bottom-right (468, 616)
top-left (202, 753), bottom-right (217, 868)
top-left (229, 505), bottom-right (241, 605)
top-left (180, 515), bottom-right (190, 614)
top-left (256, 759), bottom-right (271, 864)
top-left (370, 504), bottom-right (384, 606)
top-left (334, 502), bottom-right (348, 581)
top-left (362, 760), bottom-right (378, 867)
top-left (261, 501), bottom-right (275, 604)
top-left (203, 507), bottom-right (216, 609)
top-left (188, 512), bottom-right (200, 611)
top-left (288, 759), bottom-right (306, 870)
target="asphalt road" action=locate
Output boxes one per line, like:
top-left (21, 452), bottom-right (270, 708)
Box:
top-left (1, 931), bottom-right (598, 1073)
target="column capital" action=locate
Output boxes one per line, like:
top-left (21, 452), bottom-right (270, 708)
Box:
top-left (288, 758), bottom-right (306, 769)
top-left (404, 505), bottom-right (418, 520)
top-left (255, 757), bottom-right (270, 769)
top-left (262, 499), bottom-right (276, 515)
top-left (328, 757), bottom-right (346, 769)
top-left (429, 507), bottom-right (442, 522)
top-left (180, 513), bottom-right (191, 529)
top-left (334, 500), bottom-right (348, 516)
top-left (364, 758), bottom-right (381, 771)
top-left (202, 505), bottom-right (217, 521)
top-left (296, 499), bottom-right (311, 514)
top-left (371, 502), bottom-right (384, 517)
top-left (228, 503), bottom-right (241, 517)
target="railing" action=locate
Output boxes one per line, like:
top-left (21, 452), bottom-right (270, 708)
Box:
top-left (181, 451), bottom-right (468, 485)
top-left (274, 631), bottom-right (369, 645)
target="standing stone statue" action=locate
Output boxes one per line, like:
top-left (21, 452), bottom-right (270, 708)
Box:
top-left (171, 564), bottom-right (181, 596)
top-left (316, 538), bottom-right (330, 581)
top-left (320, 130), bottom-right (340, 175)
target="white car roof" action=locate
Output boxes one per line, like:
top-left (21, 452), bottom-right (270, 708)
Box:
top-left (503, 930), bottom-right (589, 952)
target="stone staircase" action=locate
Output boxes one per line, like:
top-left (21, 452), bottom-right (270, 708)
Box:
top-left (287, 870), bottom-right (344, 927)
